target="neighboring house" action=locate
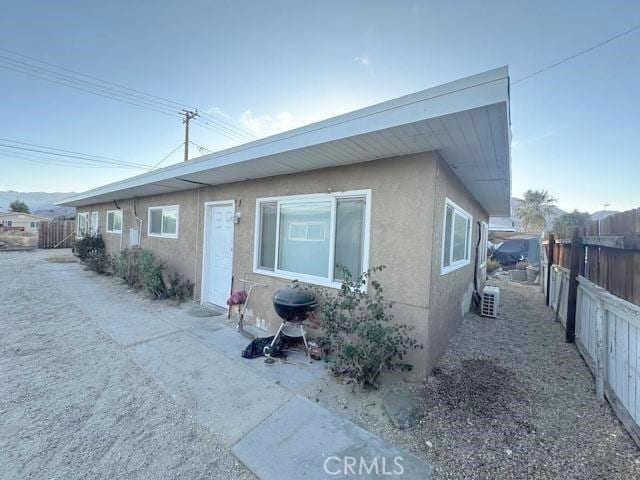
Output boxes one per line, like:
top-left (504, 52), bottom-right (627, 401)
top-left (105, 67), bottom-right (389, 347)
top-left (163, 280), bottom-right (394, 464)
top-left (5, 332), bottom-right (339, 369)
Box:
top-left (57, 67), bottom-right (511, 379)
top-left (0, 212), bottom-right (49, 233)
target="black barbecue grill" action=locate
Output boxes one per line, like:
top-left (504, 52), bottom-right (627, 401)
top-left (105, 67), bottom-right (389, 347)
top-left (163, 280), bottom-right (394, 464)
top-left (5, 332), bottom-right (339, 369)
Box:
top-left (264, 281), bottom-right (316, 360)
top-left (272, 284), bottom-right (317, 322)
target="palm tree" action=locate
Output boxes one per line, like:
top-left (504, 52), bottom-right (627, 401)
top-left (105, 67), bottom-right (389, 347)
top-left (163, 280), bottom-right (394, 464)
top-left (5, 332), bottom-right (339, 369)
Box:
top-left (515, 189), bottom-right (556, 232)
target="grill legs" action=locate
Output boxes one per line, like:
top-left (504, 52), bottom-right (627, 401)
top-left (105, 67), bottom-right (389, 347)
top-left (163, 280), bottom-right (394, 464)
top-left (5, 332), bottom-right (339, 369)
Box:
top-left (263, 320), bottom-right (312, 363)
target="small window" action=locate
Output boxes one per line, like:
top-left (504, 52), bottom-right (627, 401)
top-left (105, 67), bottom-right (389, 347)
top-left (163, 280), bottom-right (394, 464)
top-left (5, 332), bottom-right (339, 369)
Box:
top-left (148, 206), bottom-right (179, 238)
top-left (255, 191), bottom-right (370, 287)
top-left (480, 221), bottom-right (488, 266)
top-left (106, 210), bottom-right (122, 233)
top-left (441, 199), bottom-right (472, 275)
top-left (76, 212), bottom-right (89, 238)
top-left (30, 222), bottom-right (36, 228)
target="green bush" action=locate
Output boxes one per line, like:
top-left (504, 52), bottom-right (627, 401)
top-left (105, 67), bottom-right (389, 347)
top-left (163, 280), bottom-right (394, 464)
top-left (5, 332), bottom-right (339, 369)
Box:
top-left (137, 249), bottom-right (166, 299)
top-left (167, 272), bottom-right (194, 304)
top-left (313, 265), bottom-right (421, 387)
top-left (86, 251), bottom-right (110, 274)
top-left (111, 248), bottom-right (141, 289)
top-left (72, 234), bottom-right (105, 261)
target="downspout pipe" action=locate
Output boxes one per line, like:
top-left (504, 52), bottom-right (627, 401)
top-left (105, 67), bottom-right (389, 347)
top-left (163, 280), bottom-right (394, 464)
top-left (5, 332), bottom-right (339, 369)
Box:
top-left (113, 200), bottom-right (124, 251)
top-left (133, 198), bottom-right (143, 247)
top-left (472, 220), bottom-right (482, 312)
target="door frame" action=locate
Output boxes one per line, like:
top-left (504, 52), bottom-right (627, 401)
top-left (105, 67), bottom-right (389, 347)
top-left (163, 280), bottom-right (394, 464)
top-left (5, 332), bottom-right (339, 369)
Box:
top-left (200, 200), bottom-right (235, 308)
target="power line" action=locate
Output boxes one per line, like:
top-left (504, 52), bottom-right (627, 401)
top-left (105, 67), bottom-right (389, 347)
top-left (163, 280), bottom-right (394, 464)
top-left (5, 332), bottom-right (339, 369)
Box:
top-left (0, 62), bottom-right (180, 118)
top-left (0, 59), bottom-right (250, 141)
top-left (0, 47), bottom-right (257, 141)
top-left (513, 24), bottom-right (640, 85)
top-left (0, 137), bottom-right (144, 164)
top-left (148, 142), bottom-right (185, 170)
top-left (0, 54), bottom-right (181, 113)
top-left (0, 149), bottom-right (126, 169)
top-left (192, 117), bottom-right (254, 143)
top-left (0, 143), bottom-right (152, 169)
top-left (189, 140), bottom-right (214, 154)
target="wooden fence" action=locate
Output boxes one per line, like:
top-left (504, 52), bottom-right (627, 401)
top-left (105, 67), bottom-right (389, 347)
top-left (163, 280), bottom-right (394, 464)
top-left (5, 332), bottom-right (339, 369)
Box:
top-left (542, 207), bottom-right (640, 445)
top-left (38, 220), bottom-right (76, 249)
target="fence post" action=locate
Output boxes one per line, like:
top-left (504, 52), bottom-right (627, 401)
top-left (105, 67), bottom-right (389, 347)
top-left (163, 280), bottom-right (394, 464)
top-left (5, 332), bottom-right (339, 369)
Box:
top-left (545, 233), bottom-right (555, 306)
top-left (594, 296), bottom-right (606, 404)
top-left (565, 228), bottom-right (581, 343)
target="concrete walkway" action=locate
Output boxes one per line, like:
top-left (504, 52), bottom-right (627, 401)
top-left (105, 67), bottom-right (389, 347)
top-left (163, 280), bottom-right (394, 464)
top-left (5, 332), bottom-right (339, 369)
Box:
top-left (28, 251), bottom-right (432, 479)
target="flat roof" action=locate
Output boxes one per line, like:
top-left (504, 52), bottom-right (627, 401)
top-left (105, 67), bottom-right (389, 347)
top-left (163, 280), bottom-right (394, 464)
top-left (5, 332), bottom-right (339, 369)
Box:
top-left (0, 212), bottom-right (50, 221)
top-left (58, 66), bottom-right (511, 215)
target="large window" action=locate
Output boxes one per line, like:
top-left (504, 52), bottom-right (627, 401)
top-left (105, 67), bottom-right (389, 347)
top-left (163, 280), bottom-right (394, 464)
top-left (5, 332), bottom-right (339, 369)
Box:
top-left (106, 210), bottom-right (122, 234)
top-left (77, 212), bottom-right (89, 238)
top-left (148, 205), bottom-right (178, 238)
top-left (441, 198), bottom-right (472, 275)
top-left (254, 191), bottom-right (370, 287)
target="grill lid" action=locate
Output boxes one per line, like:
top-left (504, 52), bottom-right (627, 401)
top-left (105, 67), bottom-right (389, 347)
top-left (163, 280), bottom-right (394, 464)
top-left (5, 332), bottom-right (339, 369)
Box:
top-left (272, 282), bottom-right (316, 308)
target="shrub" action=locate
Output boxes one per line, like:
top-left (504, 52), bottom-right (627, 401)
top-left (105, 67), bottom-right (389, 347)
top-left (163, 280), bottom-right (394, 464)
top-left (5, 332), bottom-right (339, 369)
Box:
top-left (486, 258), bottom-right (500, 274)
top-left (86, 251), bottom-right (110, 274)
top-left (167, 272), bottom-right (194, 304)
top-left (111, 248), bottom-right (141, 289)
top-left (72, 234), bottom-right (105, 261)
top-left (137, 249), bottom-right (166, 299)
top-left (313, 265), bottom-right (421, 387)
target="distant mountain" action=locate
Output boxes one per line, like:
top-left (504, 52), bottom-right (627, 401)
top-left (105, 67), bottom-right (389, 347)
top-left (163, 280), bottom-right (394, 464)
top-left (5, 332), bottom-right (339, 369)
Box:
top-left (0, 191), bottom-right (76, 218)
top-left (590, 210), bottom-right (619, 222)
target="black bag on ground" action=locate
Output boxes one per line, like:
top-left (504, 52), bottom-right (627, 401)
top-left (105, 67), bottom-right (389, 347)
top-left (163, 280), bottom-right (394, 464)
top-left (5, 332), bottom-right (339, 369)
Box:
top-left (242, 336), bottom-right (281, 359)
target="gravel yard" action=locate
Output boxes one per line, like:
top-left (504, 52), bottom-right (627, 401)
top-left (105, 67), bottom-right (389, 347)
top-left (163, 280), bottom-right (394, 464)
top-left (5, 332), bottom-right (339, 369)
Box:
top-left (314, 279), bottom-right (640, 479)
top-left (0, 251), bottom-right (253, 480)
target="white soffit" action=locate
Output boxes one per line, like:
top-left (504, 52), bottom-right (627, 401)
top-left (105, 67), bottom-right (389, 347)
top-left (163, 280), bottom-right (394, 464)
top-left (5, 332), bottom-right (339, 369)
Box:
top-left (57, 66), bottom-right (511, 215)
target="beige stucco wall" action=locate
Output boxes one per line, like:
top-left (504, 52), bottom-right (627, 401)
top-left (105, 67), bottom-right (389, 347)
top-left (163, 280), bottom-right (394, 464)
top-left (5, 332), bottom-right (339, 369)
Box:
top-left (425, 157), bottom-right (489, 370)
top-left (78, 150), bottom-right (488, 379)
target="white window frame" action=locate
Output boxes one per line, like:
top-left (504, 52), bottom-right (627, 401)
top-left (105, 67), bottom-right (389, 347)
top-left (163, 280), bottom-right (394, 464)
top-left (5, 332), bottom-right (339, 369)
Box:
top-left (440, 198), bottom-right (473, 275)
top-left (480, 221), bottom-right (489, 267)
top-left (147, 205), bottom-right (179, 239)
top-left (253, 190), bottom-right (372, 289)
top-left (106, 209), bottom-right (122, 234)
top-left (76, 212), bottom-right (89, 238)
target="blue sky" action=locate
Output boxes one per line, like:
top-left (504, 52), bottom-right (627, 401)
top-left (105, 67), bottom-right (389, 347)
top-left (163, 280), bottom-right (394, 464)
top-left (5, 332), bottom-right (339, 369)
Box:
top-left (0, 0), bottom-right (638, 213)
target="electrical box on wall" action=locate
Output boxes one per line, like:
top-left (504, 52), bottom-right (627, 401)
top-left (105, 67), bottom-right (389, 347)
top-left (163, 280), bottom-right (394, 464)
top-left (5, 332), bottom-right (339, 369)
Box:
top-left (129, 229), bottom-right (140, 246)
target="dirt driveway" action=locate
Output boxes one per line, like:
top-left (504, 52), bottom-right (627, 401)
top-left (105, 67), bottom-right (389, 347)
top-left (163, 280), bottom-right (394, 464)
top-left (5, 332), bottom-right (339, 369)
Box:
top-left (0, 251), bottom-right (253, 480)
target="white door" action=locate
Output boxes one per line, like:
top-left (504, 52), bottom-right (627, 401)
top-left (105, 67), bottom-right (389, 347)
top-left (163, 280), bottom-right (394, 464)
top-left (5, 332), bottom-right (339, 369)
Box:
top-left (205, 203), bottom-right (235, 307)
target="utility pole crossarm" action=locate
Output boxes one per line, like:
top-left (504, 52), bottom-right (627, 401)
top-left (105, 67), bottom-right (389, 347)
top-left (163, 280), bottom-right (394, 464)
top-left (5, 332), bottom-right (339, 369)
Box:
top-left (181, 109), bottom-right (199, 161)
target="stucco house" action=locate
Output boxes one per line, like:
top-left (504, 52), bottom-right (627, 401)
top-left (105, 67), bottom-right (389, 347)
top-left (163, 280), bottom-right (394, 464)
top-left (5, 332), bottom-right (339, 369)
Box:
top-left (0, 212), bottom-right (49, 233)
top-left (57, 67), bottom-right (511, 378)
